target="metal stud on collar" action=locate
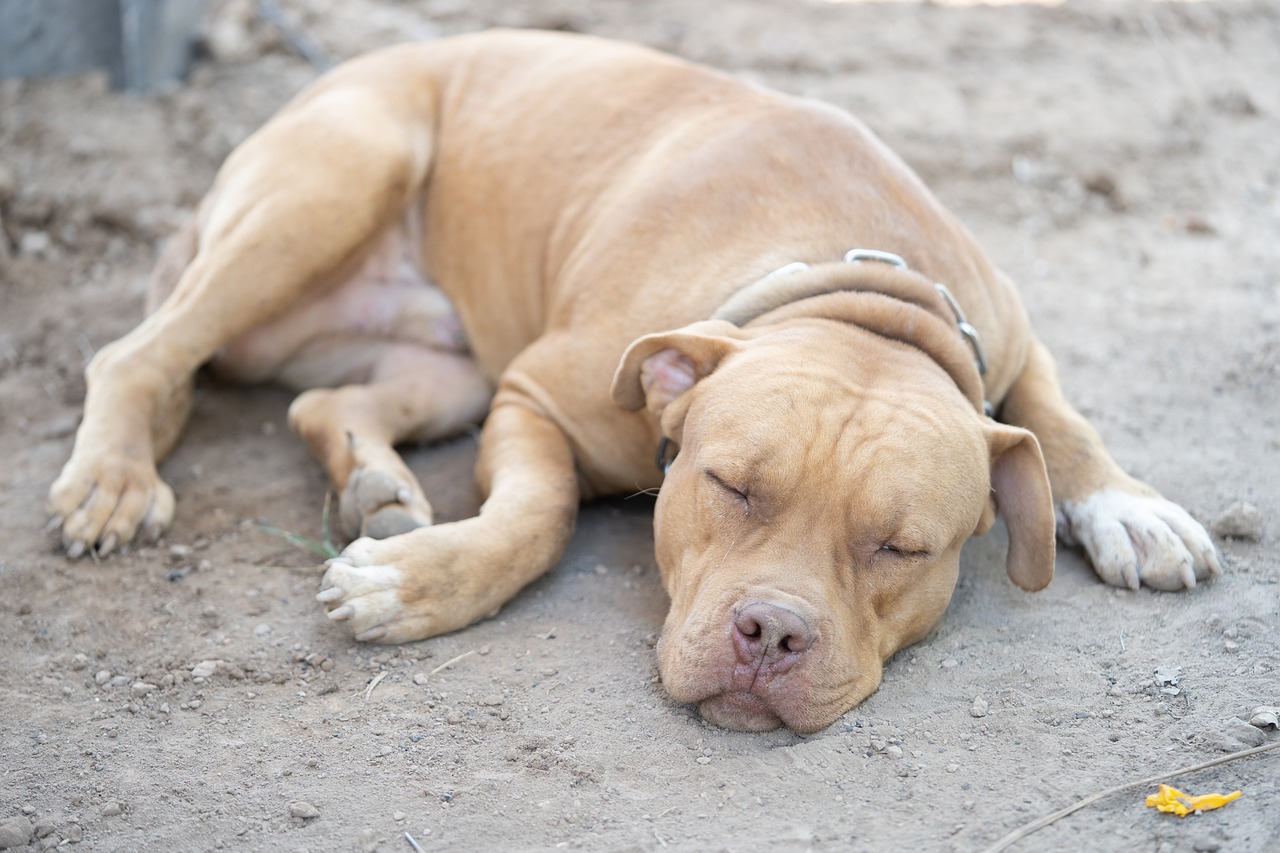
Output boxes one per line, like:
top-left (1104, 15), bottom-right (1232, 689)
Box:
top-left (843, 248), bottom-right (909, 269)
top-left (933, 282), bottom-right (989, 377)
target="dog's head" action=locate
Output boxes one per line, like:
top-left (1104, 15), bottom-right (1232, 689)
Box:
top-left (612, 318), bottom-right (1054, 733)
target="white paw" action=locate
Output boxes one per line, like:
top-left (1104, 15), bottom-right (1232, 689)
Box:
top-left (317, 537), bottom-right (406, 642)
top-left (1057, 490), bottom-right (1223, 591)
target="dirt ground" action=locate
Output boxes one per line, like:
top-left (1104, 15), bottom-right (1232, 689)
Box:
top-left (1, 0), bottom-right (1277, 850)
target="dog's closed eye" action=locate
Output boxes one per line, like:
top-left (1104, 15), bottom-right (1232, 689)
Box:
top-left (706, 471), bottom-right (750, 513)
top-left (877, 543), bottom-right (930, 559)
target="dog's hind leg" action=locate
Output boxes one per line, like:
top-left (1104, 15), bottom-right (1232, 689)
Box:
top-left (288, 344), bottom-right (492, 541)
top-left (48, 78), bottom-right (436, 557)
top-left (1000, 339), bottom-right (1221, 591)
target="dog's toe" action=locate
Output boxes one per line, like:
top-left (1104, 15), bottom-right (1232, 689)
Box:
top-left (1061, 490), bottom-right (1220, 591)
top-left (49, 457), bottom-right (175, 558)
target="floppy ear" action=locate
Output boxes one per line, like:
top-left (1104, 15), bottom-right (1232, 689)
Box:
top-left (611, 320), bottom-right (744, 416)
top-left (985, 423), bottom-right (1055, 591)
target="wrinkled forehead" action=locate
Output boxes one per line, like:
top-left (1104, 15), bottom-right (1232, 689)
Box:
top-left (686, 361), bottom-right (990, 507)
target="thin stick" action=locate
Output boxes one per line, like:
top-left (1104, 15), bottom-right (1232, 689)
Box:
top-left (981, 740), bottom-right (1280, 853)
top-left (430, 649), bottom-right (476, 675)
top-left (363, 671), bottom-right (388, 701)
top-left (403, 831), bottom-right (425, 852)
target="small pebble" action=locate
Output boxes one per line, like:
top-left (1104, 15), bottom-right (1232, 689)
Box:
top-left (479, 694), bottom-right (504, 706)
top-left (1206, 716), bottom-right (1266, 752)
top-left (0, 817), bottom-right (33, 849)
top-left (969, 696), bottom-right (988, 718)
top-left (99, 802), bottom-right (122, 817)
top-left (940, 659), bottom-right (959, 670)
top-left (885, 745), bottom-right (904, 760)
top-left (1192, 840), bottom-right (1221, 853)
top-left (94, 670), bottom-right (110, 686)
top-left (446, 711), bottom-right (464, 725)
top-left (254, 623), bottom-right (272, 636)
top-left (393, 811), bottom-right (406, 822)
top-left (696, 756), bottom-right (711, 765)
top-left (946, 763), bottom-right (960, 773)
top-left (1211, 501), bottom-right (1262, 541)
top-left (191, 660), bottom-right (219, 679)
top-left (19, 231), bottom-right (52, 257)
top-left (412, 673), bottom-right (429, 686)
top-left (65, 824), bottom-right (82, 843)
top-left (288, 801), bottom-right (320, 819)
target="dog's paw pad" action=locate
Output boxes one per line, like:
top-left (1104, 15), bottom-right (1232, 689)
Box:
top-left (1060, 490), bottom-right (1222, 591)
top-left (363, 505), bottom-right (430, 539)
top-left (338, 468), bottom-right (432, 540)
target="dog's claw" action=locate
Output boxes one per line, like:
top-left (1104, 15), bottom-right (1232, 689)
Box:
top-left (45, 515), bottom-right (65, 534)
top-left (316, 587), bottom-right (345, 603)
top-left (67, 539), bottom-right (86, 559)
top-left (355, 626), bottom-right (387, 642)
top-left (97, 533), bottom-right (118, 558)
top-left (328, 605), bottom-right (355, 621)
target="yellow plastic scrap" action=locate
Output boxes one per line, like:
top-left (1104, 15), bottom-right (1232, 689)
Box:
top-left (1145, 784), bottom-right (1242, 817)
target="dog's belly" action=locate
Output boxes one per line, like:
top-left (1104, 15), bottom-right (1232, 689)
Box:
top-left (211, 218), bottom-right (468, 389)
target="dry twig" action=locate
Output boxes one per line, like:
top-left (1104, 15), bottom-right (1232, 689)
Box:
top-left (430, 649), bottom-right (477, 675)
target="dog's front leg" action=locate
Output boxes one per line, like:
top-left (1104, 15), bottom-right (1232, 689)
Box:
top-left (317, 401), bottom-right (580, 642)
top-left (1000, 339), bottom-right (1221, 590)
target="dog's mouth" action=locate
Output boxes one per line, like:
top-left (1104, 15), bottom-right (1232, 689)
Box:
top-left (657, 609), bottom-right (860, 734)
top-left (697, 691), bottom-right (784, 732)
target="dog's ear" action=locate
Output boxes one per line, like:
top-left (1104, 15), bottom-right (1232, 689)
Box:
top-left (984, 423), bottom-right (1055, 591)
top-left (611, 320), bottom-right (744, 416)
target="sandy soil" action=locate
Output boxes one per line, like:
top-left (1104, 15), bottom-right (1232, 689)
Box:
top-left (1, 1), bottom-right (1277, 850)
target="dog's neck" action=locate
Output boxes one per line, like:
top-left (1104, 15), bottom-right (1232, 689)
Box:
top-left (712, 253), bottom-right (992, 416)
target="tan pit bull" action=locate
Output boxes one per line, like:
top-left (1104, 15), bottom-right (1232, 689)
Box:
top-left (48, 30), bottom-right (1221, 733)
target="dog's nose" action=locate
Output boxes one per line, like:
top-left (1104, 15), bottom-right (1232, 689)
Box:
top-left (732, 601), bottom-right (815, 666)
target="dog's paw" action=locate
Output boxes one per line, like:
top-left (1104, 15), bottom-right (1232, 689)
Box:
top-left (47, 453), bottom-right (175, 558)
top-left (1057, 490), bottom-right (1222, 591)
top-left (317, 538), bottom-right (411, 642)
top-left (338, 468), bottom-right (433, 541)
top-left (317, 528), bottom-right (486, 643)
